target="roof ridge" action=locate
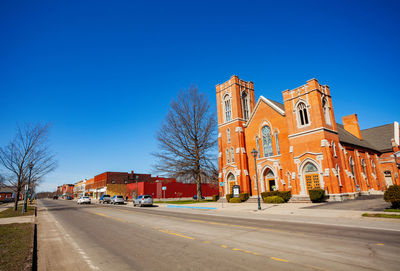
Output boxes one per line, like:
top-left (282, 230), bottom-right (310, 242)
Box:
top-left (361, 123), bottom-right (393, 132)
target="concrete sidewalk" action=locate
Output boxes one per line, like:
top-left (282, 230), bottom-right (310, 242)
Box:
top-left (0, 203), bottom-right (35, 224)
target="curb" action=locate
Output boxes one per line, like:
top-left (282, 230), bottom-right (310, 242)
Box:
top-left (166, 205), bottom-right (217, 210)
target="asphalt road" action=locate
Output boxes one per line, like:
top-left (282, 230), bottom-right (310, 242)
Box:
top-left (38, 199), bottom-right (400, 271)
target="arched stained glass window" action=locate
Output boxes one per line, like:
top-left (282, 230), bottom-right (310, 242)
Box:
top-left (231, 147), bottom-right (235, 163)
top-left (304, 163), bottom-right (318, 173)
top-left (262, 125), bottom-right (273, 157)
top-left (256, 136), bottom-right (260, 158)
top-left (361, 159), bottom-right (367, 175)
top-left (226, 149), bottom-right (230, 164)
top-left (349, 157), bottom-right (356, 180)
top-left (275, 131), bottom-right (280, 155)
top-left (227, 128), bottom-right (231, 143)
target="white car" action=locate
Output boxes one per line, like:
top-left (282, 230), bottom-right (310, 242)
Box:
top-left (77, 196), bottom-right (91, 204)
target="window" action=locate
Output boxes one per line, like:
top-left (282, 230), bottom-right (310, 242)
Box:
top-left (322, 98), bottom-right (331, 125)
top-left (227, 128), bottom-right (231, 143)
top-left (332, 141), bottom-right (337, 157)
top-left (371, 160), bottom-right (376, 175)
top-left (361, 159), bottom-right (366, 175)
top-left (349, 157), bottom-right (356, 181)
top-left (256, 136), bottom-right (260, 158)
top-left (231, 147), bottom-right (235, 163)
top-left (304, 163), bottom-right (318, 173)
top-left (297, 102), bottom-right (309, 126)
top-left (223, 95), bottom-right (232, 122)
top-left (242, 91), bottom-right (250, 120)
top-left (287, 174), bottom-right (291, 187)
top-left (262, 125), bottom-right (273, 157)
top-left (226, 149), bottom-right (230, 164)
top-left (275, 131), bottom-right (280, 155)
top-left (336, 165), bottom-right (342, 186)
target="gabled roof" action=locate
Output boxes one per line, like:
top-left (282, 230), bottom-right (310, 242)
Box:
top-left (336, 123), bottom-right (378, 151)
top-left (361, 123), bottom-right (395, 152)
top-left (245, 96), bottom-right (285, 127)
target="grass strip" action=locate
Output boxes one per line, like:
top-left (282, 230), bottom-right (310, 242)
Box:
top-left (0, 205), bottom-right (35, 218)
top-left (362, 213), bottom-right (400, 219)
top-left (154, 200), bottom-right (214, 204)
top-left (384, 209), bottom-right (400, 213)
top-left (0, 223), bottom-right (34, 271)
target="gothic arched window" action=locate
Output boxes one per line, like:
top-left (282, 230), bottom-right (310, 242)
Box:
top-left (242, 91), bottom-right (250, 120)
top-left (297, 102), bottom-right (309, 126)
top-left (262, 125), bottom-right (273, 157)
top-left (223, 95), bottom-right (232, 122)
top-left (227, 128), bottom-right (231, 143)
top-left (226, 149), bottom-right (230, 164)
top-left (256, 136), bottom-right (260, 158)
top-left (231, 147), bottom-right (235, 163)
top-left (322, 98), bottom-right (331, 125)
top-left (275, 131), bottom-right (280, 155)
top-left (349, 157), bottom-right (356, 180)
top-left (371, 160), bottom-right (376, 175)
top-left (361, 159), bottom-right (367, 175)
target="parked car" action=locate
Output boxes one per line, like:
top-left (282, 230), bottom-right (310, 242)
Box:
top-left (134, 195), bottom-right (153, 207)
top-left (53, 195), bottom-right (58, 200)
top-left (99, 194), bottom-right (111, 204)
top-left (66, 196), bottom-right (73, 200)
top-left (193, 195), bottom-right (205, 200)
top-left (77, 196), bottom-right (91, 204)
top-left (111, 195), bottom-right (125, 205)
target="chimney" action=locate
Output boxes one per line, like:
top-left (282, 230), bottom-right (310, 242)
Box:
top-left (342, 114), bottom-right (362, 140)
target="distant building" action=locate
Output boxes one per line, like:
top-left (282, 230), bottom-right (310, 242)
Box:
top-left (216, 75), bottom-right (400, 201)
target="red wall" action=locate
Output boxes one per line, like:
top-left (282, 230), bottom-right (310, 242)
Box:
top-left (126, 182), bottom-right (218, 199)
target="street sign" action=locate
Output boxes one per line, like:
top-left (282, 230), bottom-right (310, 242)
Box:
top-left (219, 182), bottom-right (225, 187)
top-left (162, 186), bottom-right (167, 191)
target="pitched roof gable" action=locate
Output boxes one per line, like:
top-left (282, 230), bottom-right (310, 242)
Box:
top-left (245, 96), bottom-right (285, 127)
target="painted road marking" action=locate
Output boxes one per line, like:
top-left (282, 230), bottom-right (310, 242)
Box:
top-left (307, 265), bottom-right (330, 271)
top-left (93, 212), bottom-right (110, 218)
top-left (376, 243), bottom-right (384, 246)
top-left (158, 229), bottom-right (195, 240)
top-left (221, 245), bottom-right (228, 248)
top-left (270, 256), bottom-right (289, 263)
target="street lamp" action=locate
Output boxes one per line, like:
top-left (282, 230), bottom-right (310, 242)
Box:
top-left (251, 148), bottom-right (261, 210)
top-left (23, 163), bottom-right (34, 213)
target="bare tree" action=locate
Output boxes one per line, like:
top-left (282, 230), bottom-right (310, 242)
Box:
top-left (153, 86), bottom-right (217, 200)
top-left (0, 123), bottom-right (57, 210)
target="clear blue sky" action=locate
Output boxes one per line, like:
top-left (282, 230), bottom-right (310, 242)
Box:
top-left (1, 0), bottom-right (399, 192)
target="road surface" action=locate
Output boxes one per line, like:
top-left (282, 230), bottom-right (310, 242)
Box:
top-left (37, 199), bottom-right (400, 271)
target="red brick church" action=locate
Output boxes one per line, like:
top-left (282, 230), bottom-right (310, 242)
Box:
top-left (217, 75), bottom-right (400, 201)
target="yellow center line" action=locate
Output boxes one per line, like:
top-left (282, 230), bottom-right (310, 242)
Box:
top-left (92, 212), bottom-right (111, 218)
top-left (376, 243), bottom-right (384, 246)
top-left (270, 257), bottom-right (289, 263)
top-left (158, 229), bottom-right (195, 240)
top-left (221, 245), bottom-right (228, 248)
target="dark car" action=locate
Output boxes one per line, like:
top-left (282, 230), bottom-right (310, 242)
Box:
top-left (53, 195), bottom-right (58, 200)
top-left (193, 195), bottom-right (205, 200)
top-left (66, 196), bottom-right (72, 200)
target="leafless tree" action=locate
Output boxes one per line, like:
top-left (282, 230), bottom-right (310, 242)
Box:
top-left (153, 86), bottom-right (217, 200)
top-left (0, 123), bottom-right (57, 210)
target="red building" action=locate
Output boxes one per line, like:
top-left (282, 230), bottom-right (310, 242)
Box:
top-left (126, 179), bottom-right (218, 199)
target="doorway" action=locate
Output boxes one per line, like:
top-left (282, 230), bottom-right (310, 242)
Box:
top-left (304, 162), bottom-right (321, 192)
top-left (384, 171), bottom-right (393, 187)
top-left (263, 169), bottom-right (276, 192)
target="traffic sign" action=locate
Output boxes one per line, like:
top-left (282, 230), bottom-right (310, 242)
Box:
top-left (162, 186), bottom-right (167, 191)
top-left (219, 182), bottom-right (225, 187)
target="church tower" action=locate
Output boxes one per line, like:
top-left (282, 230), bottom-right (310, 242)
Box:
top-left (216, 75), bottom-right (255, 195)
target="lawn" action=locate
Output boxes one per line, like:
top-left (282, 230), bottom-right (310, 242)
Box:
top-left (0, 205), bottom-right (35, 219)
top-left (154, 200), bottom-right (214, 204)
top-left (0, 223), bottom-right (34, 271)
top-left (384, 209), bottom-right (400, 213)
top-left (362, 213), bottom-right (400, 219)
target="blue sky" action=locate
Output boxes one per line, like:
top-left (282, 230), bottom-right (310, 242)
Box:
top-left (1, 0), bottom-right (399, 192)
